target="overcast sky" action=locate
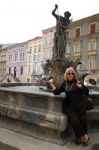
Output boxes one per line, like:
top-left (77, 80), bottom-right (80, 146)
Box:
top-left (0, 0), bottom-right (99, 44)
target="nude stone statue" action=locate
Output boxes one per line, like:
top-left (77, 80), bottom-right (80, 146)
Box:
top-left (52, 4), bottom-right (71, 59)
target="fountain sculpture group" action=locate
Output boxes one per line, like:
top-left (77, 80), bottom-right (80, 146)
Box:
top-left (42, 4), bottom-right (72, 88)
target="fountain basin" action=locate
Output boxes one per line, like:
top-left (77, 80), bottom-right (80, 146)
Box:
top-left (0, 86), bottom-right (68, 145)
top-left (0, 85), bottom-right (99, 144)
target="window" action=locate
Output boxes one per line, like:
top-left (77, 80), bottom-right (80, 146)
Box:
top-left (34, 46), bottom-right (37, 53)
top-left (89, 23), bottom-right (96, 34)
top-left (38, 54), bottom-right (41, 62)
top-left (23, 53), bottom-right (25, 60)
top-left (88, 57), bottom-right (96, 70)
top-left (44, 37), bottom-right (49, 45)
top-left (33, 65), bottom-right (36, 73)
top-left (74, 42), bottom-right (80, 52)
top-left (88, 40), bottom-right (96, 51)
top-left (9, 67), bottom-right (11, 74)
top-left (29, 47), bottom-right (32, 53)
top-left (33, 55), bottom-right (36, 63)
top-left (49, 36), bottom-right (53, 44)
top-left (35, 55), bottom-right (38, 63)
top-left (20, 66), bottom-right (23, 75)
top-left (14, 67), bottom-right (17, 77)
top-left (28, 55), bottom-right (31, 63)
top-left (20, 53), bottom-right (25, 61)
top-left (66, 43), bottom-right (70, 53)
top-left (28, 65), bottom-right (31, 74)
top-left (15, 54), bottom-right (18, 61)
top-left (38, 45), bottom-right (41, 53)
top-left (9, 55), bottom-right (12, 62)
top-left (75, 27), bottom-right (80, 38)
top-left (47, 48), bottom-right (53, 59)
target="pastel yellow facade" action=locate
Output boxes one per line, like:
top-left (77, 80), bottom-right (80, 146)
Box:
top-left (27, 36), bottom-right (43, 83)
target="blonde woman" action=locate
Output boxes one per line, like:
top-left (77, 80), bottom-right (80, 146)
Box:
top-left (49, 67), bottom-right (89, 146)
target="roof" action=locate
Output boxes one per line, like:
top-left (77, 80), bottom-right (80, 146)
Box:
top-left (28, 36), bottom-right (42, 42)
top-left (69, 13), bottom-right (99, 27)
top-left (0, 43), bottom-right (17, 50)
top-left (42, 26), bottom-right (56, 33)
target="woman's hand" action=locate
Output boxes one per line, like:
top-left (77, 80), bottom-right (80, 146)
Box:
top-left (48, 79), bottom-right (54, 84)
top-left (76, 80), bottom-right (82, 88)
top-left (48, 79), bottom-right (56, 90)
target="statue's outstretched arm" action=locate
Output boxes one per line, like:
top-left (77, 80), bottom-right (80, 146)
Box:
top-left (52, 4), bottom-right (58, 19)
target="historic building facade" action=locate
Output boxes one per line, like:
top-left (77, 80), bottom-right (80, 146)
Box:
top-left (0, 44), bottom-right (8, 78)
top-left (27, 36), bottom-right (43, 83)
top-left (0, 44), bottom-right (15, 78)
top-left (42, 13), bottom-right (99, 81)
top-left (6, 42), bottom-right (28, 82)
top-left (65, 13), bottom-right (99, 77)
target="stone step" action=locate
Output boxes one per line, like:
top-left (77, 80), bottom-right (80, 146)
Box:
top-left (87, 108), bottom-right (99, 132)
top-left (89, 93), bottom-right (99, 107)
top-left (87, 108), bottom-right (99, 121)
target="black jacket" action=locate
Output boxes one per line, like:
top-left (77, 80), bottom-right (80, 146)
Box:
top-left (53, 80), bottom-right (89, 104)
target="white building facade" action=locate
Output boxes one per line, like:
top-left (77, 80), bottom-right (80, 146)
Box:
top-left (6, 42), bottom-right (28, 82)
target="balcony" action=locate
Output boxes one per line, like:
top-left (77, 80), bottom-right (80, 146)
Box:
top-left (73, 52), bottom-right (81, 58)
top-left (88, 50), bottom-right (96, 56)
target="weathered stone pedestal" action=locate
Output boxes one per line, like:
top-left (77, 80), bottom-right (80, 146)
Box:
top-left (0, 86), bottom-right (70, 145)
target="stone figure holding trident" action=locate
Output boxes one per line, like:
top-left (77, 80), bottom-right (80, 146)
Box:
top-left (52, 4), bottom-right (71, 59)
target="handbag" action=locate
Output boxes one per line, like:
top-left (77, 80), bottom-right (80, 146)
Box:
top-left (83, 95), bottom-right (94, 110)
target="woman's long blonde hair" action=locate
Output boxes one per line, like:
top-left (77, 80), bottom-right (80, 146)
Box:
top-left (64, 67), bottom-right (77, 80)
